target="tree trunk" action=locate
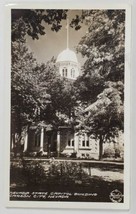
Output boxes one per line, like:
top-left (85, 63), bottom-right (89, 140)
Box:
top-left (99, 134), bottom-right (103, 160)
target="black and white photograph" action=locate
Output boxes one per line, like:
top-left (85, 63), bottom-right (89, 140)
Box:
top-left (7, 3), bottom-right (131, 209)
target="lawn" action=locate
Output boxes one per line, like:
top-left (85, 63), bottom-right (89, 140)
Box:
top-left (10, 158), bottom-right (124, 202)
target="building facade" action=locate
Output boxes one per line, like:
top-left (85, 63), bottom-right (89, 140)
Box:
top-left (20, 48), bottom-right (123, 160)
top-left (16, 21), bottom-right (123, 160)
top-left (23, 125), bottom-right (100, 159)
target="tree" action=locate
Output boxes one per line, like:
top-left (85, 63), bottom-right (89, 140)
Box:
top-left (74, 10), bottom-right (125, 159)
top-left (12, 9), bottom-right (67, 41)
top-left (76, 81), bottom-right (124, 159)
top-left (11, 9), bottom-right (70, 152)
top-left (11, 40), bottom-right (77, 150)
top-left (76, 10), bottom-right (125, 101)
top-left (11, 39), bottom-right (52, 149)
top-left (36, 61), bottom-right (78, 127)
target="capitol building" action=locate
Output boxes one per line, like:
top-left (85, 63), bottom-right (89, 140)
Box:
top-left (16, 20), bottom-right (123, 160)
top-left (21, 41), bottom-right (100, 159)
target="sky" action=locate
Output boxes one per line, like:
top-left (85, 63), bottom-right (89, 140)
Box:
top-left (26, 10), bottom-right (88, 66)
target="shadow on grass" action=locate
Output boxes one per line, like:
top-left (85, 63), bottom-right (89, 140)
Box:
top-left (10, 159), bottom-right (124, 202)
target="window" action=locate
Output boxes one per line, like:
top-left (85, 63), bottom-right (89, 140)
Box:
top-left (35, 133), bottom-right (41, 147)
top-left (86, 140), bottom-right (89, 147)
top-left (62, 67), bottom-right (67, 77)
top-left (62, 69), bottom-right (65, 76)
top-left (65, 69), bottom-right (67, 77)
top-left (68, 140), bottom-right (71, 146)
top-left (71, 68), bottom-right (75, 78)
top-left (71, 69), bottom-right (72, 77)
top-left (82, 140), bottom-right (85, 147)
top-left (81, 135), bottom-right (90, 148)
top-left (67, 139), bottom-right (74, 147)
top-left (72, 140), bottom-right (74, 147)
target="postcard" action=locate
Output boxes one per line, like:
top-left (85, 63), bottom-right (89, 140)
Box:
top-left (5, 2), bottom-right (131, 210)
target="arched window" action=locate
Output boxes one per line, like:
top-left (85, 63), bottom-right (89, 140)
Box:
top-left (71, 68), bottom-right (75, 78)
top-left (81, 134), bottom-right (90, 148)
top-left (65, 69), bottom-right (67, 77)
top-left (62, 67), bottom-right (67, 77)
top-left (62, 69), bottom-right (65, 76)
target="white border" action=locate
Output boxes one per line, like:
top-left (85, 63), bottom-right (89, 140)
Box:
top-left (4, 2), bottom-right (131, 210)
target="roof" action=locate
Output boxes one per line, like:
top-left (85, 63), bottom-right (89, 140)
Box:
top-left (56, 48), bottom-right (78, 64)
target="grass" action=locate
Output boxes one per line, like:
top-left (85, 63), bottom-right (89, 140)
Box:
top-left (10, 159), bottom-right (124, 202)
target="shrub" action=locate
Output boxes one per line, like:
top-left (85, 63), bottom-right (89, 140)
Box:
top-left (115, 144), bottom-right (124, 160)
top-left (10, 160), bottom-right (91, 188)
top-left (10, 162), bottom-right (24, 185)
top-left (48, 161), bottom-right (89, 185)
top-left (23, 161), bottom-right (47, 186)
top-left (103, 147), bottom-right (115, 158)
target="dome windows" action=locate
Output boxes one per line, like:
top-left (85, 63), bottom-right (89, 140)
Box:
top-left (62, 67), bottom-right (67, 77)
top-left (71, 68), bottom-right (75, 78)
top-left (56, 48), bottom-right (80, 80)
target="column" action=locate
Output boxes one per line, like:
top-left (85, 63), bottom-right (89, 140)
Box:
top-left (40, 127), bottom-right (44, 152)
top-left (23, 131), bottom-right (28, 152)
top-left (57, 131), bottom-right (61, 157)
top-left (74, 132), bottom-right (79, 153)
top-left (10, 134), bottom-right (14, 150)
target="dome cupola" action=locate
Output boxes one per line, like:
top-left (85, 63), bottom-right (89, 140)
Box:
top-left (56, 48), bottom-right (78, 64)
top-left (56, 18), bottom-right (80, 80)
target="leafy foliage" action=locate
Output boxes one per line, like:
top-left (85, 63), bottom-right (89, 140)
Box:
top-left (11, 41), bottom-right (40, 135)
top-left (11, 41), bottom-right (77, 148)
top-left (77, 82), bottom-right (124, 138)
top-left (11, 9), bottom-right (125, 160)
top-left (12, 9), bottom-right (67, 41)
top-left (76, 9), bottom-right (125, 101)
top-left (74, 10), bottom-right (125, 159)
top-left (11, 160), bottom-right (90, 187)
